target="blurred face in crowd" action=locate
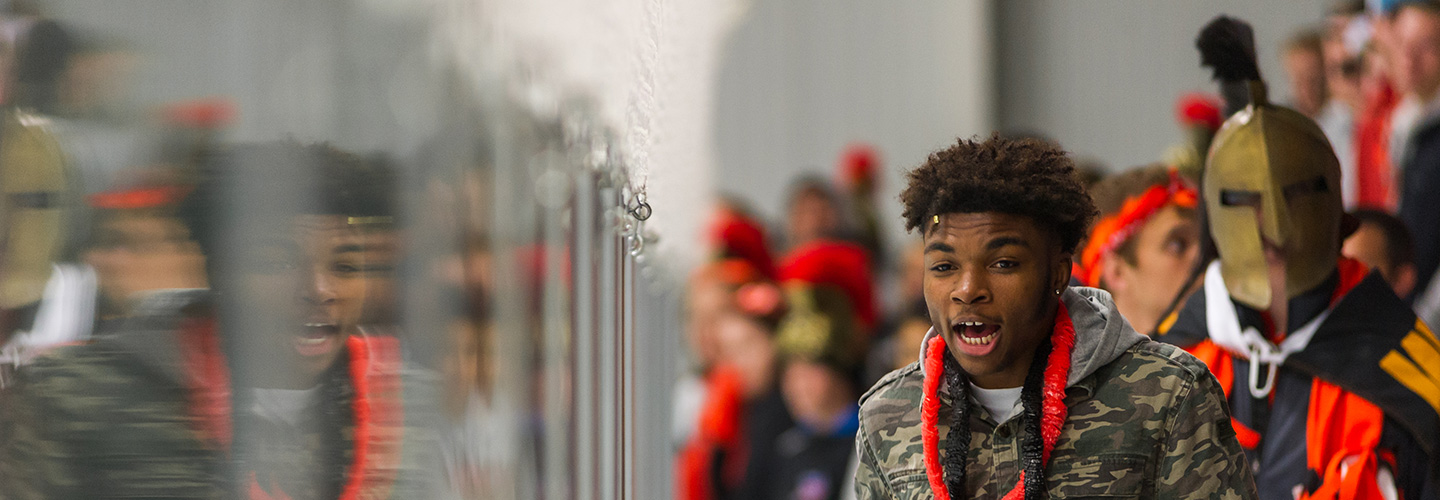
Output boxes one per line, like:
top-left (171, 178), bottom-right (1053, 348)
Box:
top-left (923, 212), bottom-right (1068, 389)
top-left (1394, 5), bottom-right (1440, 100)
top-left (780, 359), bottom-right (853, 431)
top-left (685, 270), bottom-right (731, 368)
top-left (899, 237), bottom-right (927, 307)
top-left (891, 317), bottom-right (932, 372)
top-left (238, 214), bottom-right (368, 387)
top-left (1374, 12), bottom-right (1403, 88)
top-left (1322, 16), bottom-right (1363, 108)
top-left (1100, 205), bottom-right (1200, 334)
top-left (786, 187), bottom-right (839, 248)
top-left (1343, 222), bottom-right (1418, 297)
top-left (713, 312), bottom-right (777, 398)
top-left (442, 318), bottom-right (492, 416)
top-left (1284, 46), bottom-right (1327, 117)
top-left (85, 211), bottom-right (207, 313)
top-left (60, 48), bottom-right (136, 116)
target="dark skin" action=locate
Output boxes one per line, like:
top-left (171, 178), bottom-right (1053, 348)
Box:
top-left (235, 215), bottom-right (370, 389)
top-left (923, 212), bottom-right (1071, 389)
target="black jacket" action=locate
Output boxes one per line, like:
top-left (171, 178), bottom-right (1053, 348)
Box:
top-left (1402, 118), bottom-right (1440, 302)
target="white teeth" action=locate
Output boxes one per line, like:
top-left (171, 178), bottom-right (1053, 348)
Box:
top-left (961, 332), bottom-right (998, 345)
top-left (954, 321), bottom-right (997, 345)
top-left (297, 336), bottom-right (327, 345)
top-left (304, 323), bottom-right (333, 328)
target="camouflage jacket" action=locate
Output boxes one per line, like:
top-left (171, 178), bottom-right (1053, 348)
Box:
top-left (855, 287), bottom-right (1257, 499)
top-left (0, 290), bottom-right (439, 500)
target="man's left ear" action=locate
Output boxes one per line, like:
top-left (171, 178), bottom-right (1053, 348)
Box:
top-left (1395, 264), bottom-right (1418, 299)
top-left (1054, 252), bottom-right (1074, 290)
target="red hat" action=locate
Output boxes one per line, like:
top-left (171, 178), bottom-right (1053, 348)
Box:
top-left (1175, 93), bottom-right (1224, 132)
top-left (707, 206), bottom-right (778, 280)
top-left (837, 143), bottom-right (880, 192)
top-left (778, 240), bottom-right (876, 331)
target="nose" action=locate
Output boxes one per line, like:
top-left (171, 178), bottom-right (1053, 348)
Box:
top-left (950, 268), bottom-right (990, 305)
top-left (1257, 184), bottom-right (1291, 249)
top-left (303, 269), bottom-right (337, 305)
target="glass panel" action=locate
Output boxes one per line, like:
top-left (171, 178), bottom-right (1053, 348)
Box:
top-left (0, 2), bottom-right (679, 499)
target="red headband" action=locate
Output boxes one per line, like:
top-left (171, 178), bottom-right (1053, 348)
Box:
top-left (87, 185), bottom-right (191, 210)
top-left (1077, 170), bottom-right (1197, 286)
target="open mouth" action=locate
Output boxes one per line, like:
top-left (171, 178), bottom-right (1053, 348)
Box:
top-left (955, 321), bottom-right (1001, 345)
top-left (295, 322), bottom-right (341, 357)
top-left (1261, 238), bottom-right (1287, 262)
top-left (949, 318), bottom-right (1002, 358)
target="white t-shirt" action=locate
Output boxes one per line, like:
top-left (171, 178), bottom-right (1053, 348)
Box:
top-left (970, 384), bottom-right (1023, 423)
top-left (251, 386), bottom-right (319, 427)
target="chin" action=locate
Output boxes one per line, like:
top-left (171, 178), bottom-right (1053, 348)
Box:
top-left (955, 360), bottom-right (993, 377)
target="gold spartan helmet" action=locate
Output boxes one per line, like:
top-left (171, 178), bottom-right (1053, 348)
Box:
top-left (0, 110), bottom-right (70, 309)
top-left (1204, 81), bottom-right (1343, 310)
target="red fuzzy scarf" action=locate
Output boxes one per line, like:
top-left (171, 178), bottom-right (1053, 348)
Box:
top-left (242, 335), bottom-right (405, 500)
top-left (921, 301), bottom-right (1076, 500)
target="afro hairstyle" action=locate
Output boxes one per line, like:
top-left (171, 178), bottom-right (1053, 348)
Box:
top-left (900, 134), bottom-right (1097, 254)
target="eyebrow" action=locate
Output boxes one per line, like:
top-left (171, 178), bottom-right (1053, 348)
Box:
top-left (986, 236), bottom-right (1029, 251)
top-left (926, 236), bottom-right (1030, 254)
top-left (1166, 225), bottom-right (1191, 241)
top-left (333, 243), bottom-right (368, 254)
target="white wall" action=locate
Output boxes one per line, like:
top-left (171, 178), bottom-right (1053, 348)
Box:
top-left (996, 0), bottom-right (1333, 171)
top-left (712, 0), bottom-right (995, 257)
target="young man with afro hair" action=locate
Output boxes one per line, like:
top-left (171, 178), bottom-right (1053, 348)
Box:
top-left (853, 135), bottom-right (1256, 499)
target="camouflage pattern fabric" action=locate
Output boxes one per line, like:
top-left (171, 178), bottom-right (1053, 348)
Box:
top-left (854, 339), bottom-right (1257, 499)
top-left (3, 338), bottom-right (233, 499)
top-left (0, 291), bottom-right (439, 499)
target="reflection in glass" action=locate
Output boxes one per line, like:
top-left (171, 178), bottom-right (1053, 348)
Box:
top-left (0, 1), bottom-right (679, 499)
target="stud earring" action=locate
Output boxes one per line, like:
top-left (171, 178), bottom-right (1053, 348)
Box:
top-left (1054, 288), bottom-right (1062, 296)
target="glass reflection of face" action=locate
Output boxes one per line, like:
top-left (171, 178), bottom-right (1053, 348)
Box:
top-left (356, 226), bottom-right (398, 325)
top-left (85, 211), bottom-right (207, 312)
top-left (237, 214), bottom-right (369, 385)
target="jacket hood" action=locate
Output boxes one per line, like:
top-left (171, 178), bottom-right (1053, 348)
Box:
top-left (105, 288), bottom-right (213, 384)
top-left (917, 286), bottom-right (1146, 388)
